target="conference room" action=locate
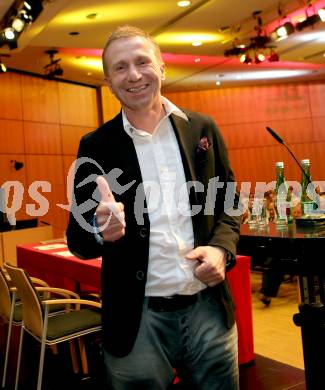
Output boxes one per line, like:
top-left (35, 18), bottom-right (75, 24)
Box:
top-left (1, 0), bottom-right (325, 389)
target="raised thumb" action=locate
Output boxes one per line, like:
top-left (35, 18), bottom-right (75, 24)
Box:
top-left (96, 176), bottom-right (115, 203)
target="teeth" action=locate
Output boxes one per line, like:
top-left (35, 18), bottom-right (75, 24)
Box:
top-left (127, 85), bottom-right (147, 93)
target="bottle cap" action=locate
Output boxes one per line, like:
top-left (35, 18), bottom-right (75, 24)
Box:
top-left (301, 159), bottom-right (310, 165)
top-left (275, 161), bottom-right (284, 168)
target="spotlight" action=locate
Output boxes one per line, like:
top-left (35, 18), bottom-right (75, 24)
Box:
top-left (241, 53), bottom-right (252, 64)
top-left (255, 53), bottom-right (265, 64)
top-left (296, 14), bottom-right (321, 31)
top-left (319, 8), bottom-right (325, 22)
top-left (0, 61), bottom-right (7, 73)
top-left (11, 17), bottom-right (25, 32)
top-left (270, 22), bottom-right (295, 41)
top-left (44, 49), bottom-right (64, 78)
top-left (268, 51), bottom-right (279, 62)
top-left (0, 0), bottom-right (43, 50)
top-left (3, 27), bottom-right (16, 40)
top-left (10, 160), bottom-right (24, 171)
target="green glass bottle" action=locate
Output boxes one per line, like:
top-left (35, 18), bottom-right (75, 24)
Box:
top-left (275, 161), bottom-right (287, 225)
top-left (286, 185), bottom-right (294, 224)
top-left (300, 159), bottom-right (315, 215)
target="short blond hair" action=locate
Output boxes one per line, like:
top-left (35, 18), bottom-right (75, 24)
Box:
top-left (102, 25), bottom-right (163, 76)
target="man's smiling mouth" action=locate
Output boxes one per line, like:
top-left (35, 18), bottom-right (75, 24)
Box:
top-left (127, 85), bottom-right (148, 93)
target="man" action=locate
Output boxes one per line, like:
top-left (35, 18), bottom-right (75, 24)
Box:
top-left (67, 25), bottom-right (241, 389)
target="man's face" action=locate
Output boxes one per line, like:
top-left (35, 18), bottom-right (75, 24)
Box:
top-left (104, 36), bottom-right (165, 113)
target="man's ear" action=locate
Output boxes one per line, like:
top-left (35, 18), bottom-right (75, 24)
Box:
top-left (160, 63), bottom-right (166, 81)
top-left (104, 76), bottom-right (115, 95)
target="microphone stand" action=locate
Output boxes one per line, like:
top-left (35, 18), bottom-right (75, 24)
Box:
top-left (266, 127), bottom-right (311, 182)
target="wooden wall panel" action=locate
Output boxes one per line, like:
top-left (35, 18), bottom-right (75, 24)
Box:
top-left (0, 154), bottom-right (27, 222)
top-left (100, 86), bottom-right (121, 122)
top-left (61, 125), bottom-right (93, 156)
top-left (165, 83), bottom-right (311, 125)
top-left (1, 72), bottom-right (100, 238)
top-left (24, 155), bottom-right (67, 237)
top-left (62, 155), bottom-right (76, 207)
top-left (0, 120), bottom-right (24, 153)
top-left (0, 72), bottom-right (22, 120)
top-left (25, 155), bottom-right (64, 185)
top-left (312, 117), bottom-right (325, 142)
top-left (221, 117), bottom-right (314, 150)
top-left (21, 75), bottom-right (60, 123)
top-left (58, 83), bottom-right (99, 127)
top-left (229, 141), bottom-right (324, 189)
top-left (24, 122), bottom-right (62, 155)
top-left (308, 82), bottom-right (325, 117)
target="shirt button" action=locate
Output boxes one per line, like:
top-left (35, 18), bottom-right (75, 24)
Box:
top-left (139, 227), bottom-right (148, 238)
top-left (136, 270), bottom-right (144, 280)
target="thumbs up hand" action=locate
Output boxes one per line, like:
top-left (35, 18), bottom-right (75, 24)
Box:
top-left (95, 176), bottom-right (126, 242)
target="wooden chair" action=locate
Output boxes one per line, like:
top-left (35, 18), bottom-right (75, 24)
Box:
top-left (5, 263), bottom-right (102, 390)
top-left (0, 266), bottom-right (22, 389)
top-left (0, 266), bottom-right (68, 389)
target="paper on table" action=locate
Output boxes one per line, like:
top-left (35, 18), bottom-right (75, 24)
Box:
top-left (34, 243), bottom-right (67, 251)
top-left (52, 250), bottom-right (74, 257)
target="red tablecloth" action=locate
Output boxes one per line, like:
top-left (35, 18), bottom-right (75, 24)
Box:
top-left (228, 255), bottom-right (254, 365)
top-left (16, 242), bottom-right (254, 364)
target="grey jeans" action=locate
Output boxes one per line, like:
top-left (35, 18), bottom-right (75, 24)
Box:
top-left (103, 290), bottom-right (239, 389)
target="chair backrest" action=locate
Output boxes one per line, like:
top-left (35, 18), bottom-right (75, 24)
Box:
top-left (5, 263), bottom-right (44, 338)
top-left (0, 267), bottom-right (12, 321)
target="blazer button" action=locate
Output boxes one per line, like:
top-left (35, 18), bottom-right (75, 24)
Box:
top-left (139, 227), bottom-right (148, 238)
top-left (136, 270), bottom-right (144, 281)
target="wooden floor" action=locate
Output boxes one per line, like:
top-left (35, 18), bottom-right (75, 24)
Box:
top-left (0, 271), bottom-right (307, 389)
top-left (250, 271), bottom-right (304, 369)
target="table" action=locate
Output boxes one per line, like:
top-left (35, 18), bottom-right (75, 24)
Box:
top-left (238, 222), bottom-right (325, 390)
top-left (16, 241), bottom-right (254, 365)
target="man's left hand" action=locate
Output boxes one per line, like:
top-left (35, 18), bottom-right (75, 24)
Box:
top-left (186, 246), bottom-right (226, 287)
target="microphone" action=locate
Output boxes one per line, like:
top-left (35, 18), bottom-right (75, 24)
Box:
top-left (265, 126), bottom-right (310, 182)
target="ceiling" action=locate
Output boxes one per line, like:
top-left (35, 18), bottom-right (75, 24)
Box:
top-left (1, 0), bottom-right (325, 91)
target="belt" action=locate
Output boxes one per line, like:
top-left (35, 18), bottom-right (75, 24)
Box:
top-left (147, 288), bottom-right (211, 312)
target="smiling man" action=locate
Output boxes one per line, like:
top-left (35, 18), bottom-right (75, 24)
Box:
top-left (67, 25), bottom-right (241, 390)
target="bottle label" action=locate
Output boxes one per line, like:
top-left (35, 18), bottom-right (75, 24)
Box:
top-left (302, 201), bottom-right (315, 215)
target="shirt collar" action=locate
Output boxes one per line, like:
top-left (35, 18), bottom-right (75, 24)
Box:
top-left (122, 96), bottom-right (188, 138)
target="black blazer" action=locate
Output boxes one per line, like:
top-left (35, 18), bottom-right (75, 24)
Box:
top-left (66, 109), bottom-right (241, 357)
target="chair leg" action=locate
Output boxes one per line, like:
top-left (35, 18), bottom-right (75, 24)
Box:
top-left (2, 293), bottom-right (18, 389)
top-left (2, 323), bottom-right (10, 389)
top-left (14, 326), bottom-right (24, 390)
top-left (69, 340), bottom-right (80, 374)
top-left (78, 338), bottom-right (89, 375)
top-left (37, 339), bottom-right (46, 390)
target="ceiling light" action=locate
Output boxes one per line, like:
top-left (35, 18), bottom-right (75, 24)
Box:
top-left (240, 53), bottom-right (252, 65)
top-left (24, 1), bottom-right (32, 11)
top-left (268, 51), bottom-right (279, 62)
top-left (177, 1), bottom-right (191, 7)
top-left (192, 41), bottom-right (202, 46)
top-left (0, 61), bottom-right (7, 73)
top-left (255, 53), bottom-right (266, 64)
top-left (296, 14), bottom-right (321, 31)
top-left (3, 27), bottom-right (16, 40)
top-left (271, 22), bottom-right (295, 41)
top-left (44, 49), bottom-right (64, 78)
top-left (86, 13), bottom-right (102, 20)
top-left (12, 17), bottom-right (25, 32)
top-left (318, 8), bottom-right (325, 22)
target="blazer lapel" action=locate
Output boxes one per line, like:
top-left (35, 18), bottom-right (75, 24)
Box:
top-left (170, 113), bottom-right (198, 184)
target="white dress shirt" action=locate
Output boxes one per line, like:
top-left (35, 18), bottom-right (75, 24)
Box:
top-left (122, 97), bottom-right (206, 296)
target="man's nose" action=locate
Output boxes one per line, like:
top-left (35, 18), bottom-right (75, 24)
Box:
top-left (127, 64), bottom-right (141, 81)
